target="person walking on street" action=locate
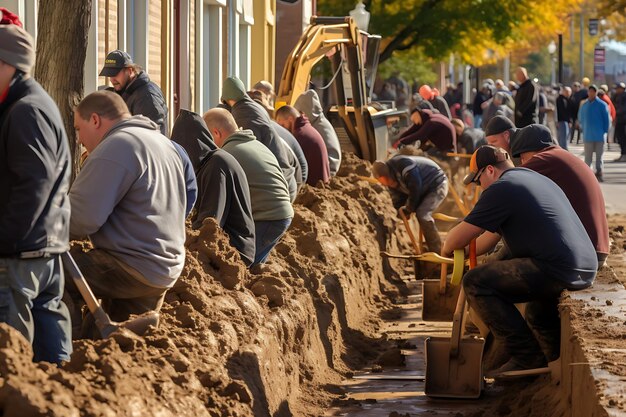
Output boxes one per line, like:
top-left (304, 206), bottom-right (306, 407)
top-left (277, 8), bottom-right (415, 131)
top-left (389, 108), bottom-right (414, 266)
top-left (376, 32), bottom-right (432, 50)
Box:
top-left (513, 67), bottom-right (539, 128)
top-left (570, 79), bottom-right (590, 144)
top-left (613, 82), bottom-right (626, 162)
top-left (0, 9), bottom-right (72, 363)
top-left (578, 85), bottom-right (610, 181)
top-left (372, 155), bottom-right (448, 255)
top-left (443, 145), bottom-right (597, 377)
top-left (556, 86), bottom-right (573, 150)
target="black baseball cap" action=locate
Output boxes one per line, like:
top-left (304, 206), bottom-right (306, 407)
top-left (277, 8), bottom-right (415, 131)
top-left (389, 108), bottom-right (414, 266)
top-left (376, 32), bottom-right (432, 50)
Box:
top-left (510, 124), bottom-right (555, 158)
top-left (484, 115), bottom-right (516, 137)
top-left (615, 82), bottom-right (626, 90)
top-left (99, 50), bottom-right (133, 77)
top-left (463, 145), bottom-right (511, 185)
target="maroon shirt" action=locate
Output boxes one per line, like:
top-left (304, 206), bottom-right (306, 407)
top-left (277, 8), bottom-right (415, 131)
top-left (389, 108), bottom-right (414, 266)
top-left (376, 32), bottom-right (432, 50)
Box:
top-left (398, 110), bottom-right (456, 152)
top-left (293, 115), bottom-right (330, 185)
top-left (522, 146), bottom-right (609, 255)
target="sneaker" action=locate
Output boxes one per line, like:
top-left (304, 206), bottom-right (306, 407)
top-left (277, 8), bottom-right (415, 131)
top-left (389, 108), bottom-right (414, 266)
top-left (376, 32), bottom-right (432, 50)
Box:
top-left (596, 172), bottom-right (604, 182)
top-left (613, 155), bottom-right (626, 162)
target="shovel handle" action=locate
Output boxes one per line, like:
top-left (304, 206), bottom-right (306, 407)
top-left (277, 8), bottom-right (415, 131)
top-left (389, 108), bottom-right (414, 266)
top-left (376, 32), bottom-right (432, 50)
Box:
top-left (450, 240), bottom-right (477, 357)
top-left (438, 263), bottom-right (448, 294)
top-left (447, 184), bottom-right (469, 216)
top-left (61, 252), bottom-right (114, 329)
top-left (400, 209), bottom-right (422, 255)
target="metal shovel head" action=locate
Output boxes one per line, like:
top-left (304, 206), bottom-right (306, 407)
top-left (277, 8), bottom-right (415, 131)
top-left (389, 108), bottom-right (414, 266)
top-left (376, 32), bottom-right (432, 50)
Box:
top-left (424, 336), bottom-right (485, 398)
top-left (101, 311), bottom-right (160, 338)
top-left (421, 280), bottom-right (461, 321)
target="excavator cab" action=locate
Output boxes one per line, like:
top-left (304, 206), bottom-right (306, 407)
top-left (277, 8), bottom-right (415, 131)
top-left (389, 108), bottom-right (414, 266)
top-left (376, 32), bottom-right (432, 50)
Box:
top-left (276, 16), bottom-right (409, 162)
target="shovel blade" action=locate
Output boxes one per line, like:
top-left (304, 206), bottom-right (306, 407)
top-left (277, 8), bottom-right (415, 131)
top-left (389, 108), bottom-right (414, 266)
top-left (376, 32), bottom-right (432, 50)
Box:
top-left (424, 336), bottom-right (485, 399)
top-left (101, 311), bottom-right (160, 338)
top-left (421, 280), bottom-right (461, 321)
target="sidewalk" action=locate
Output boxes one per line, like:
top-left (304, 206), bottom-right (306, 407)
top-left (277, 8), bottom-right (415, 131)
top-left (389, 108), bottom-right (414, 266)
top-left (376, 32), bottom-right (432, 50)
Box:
top-left (566, 140), bottom-right (626, 215)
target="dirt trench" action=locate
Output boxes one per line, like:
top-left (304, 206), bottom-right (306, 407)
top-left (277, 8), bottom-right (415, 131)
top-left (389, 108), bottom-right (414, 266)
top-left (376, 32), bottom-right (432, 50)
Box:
top-left (0, 153), bottom-right (417, 417)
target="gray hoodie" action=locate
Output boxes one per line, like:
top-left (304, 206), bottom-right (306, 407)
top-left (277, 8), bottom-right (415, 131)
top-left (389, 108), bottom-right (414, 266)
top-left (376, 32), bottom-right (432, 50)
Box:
top-left (70, 116), bottom-right (187, 288)
top-left (294, 89), bottom-right (342, 176)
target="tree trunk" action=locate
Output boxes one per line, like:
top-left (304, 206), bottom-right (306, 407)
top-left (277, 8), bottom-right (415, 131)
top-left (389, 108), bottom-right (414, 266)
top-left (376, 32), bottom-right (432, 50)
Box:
top-left (34, 0), bottom-right (92, 181)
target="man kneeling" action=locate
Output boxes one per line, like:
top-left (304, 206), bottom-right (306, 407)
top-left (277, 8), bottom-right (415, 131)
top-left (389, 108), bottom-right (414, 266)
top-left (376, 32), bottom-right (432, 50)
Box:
top-left (443, 146), bottom-right (597, 376)
top-left (68, 91), bottom-right (187, 335)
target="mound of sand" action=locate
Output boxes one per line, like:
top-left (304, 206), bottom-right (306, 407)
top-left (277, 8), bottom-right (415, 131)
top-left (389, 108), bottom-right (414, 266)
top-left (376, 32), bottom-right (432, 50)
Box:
top-left (0, 153), bottom-right (415, 417)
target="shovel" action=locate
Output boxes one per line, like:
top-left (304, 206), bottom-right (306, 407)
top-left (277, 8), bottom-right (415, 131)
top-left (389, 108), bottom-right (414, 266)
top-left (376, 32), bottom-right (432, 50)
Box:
top-left (421, 244), bottom-right (466, 321)
top-left (61, 252), bottom-right (160, 338)
top-left (424, 242), bottom-right (486, 399)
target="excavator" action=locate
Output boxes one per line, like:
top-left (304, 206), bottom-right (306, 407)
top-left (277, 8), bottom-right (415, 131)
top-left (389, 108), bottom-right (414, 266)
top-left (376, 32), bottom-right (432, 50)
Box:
top-left (275, 16), bottom-right (409, 162)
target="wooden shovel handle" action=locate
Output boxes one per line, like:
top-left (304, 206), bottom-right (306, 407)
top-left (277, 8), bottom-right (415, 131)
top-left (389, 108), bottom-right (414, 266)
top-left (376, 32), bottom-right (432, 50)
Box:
top-left (450, 239), bottom-right (477, 357)
top-left (400, 209), bottom-right (421, 255)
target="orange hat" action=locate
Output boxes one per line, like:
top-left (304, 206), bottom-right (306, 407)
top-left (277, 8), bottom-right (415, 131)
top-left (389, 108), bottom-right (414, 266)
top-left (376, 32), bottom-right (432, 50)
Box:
top-left (463, 145), bottom-right (510, 185)
top-left (419, 85), bottom-right (433, 100)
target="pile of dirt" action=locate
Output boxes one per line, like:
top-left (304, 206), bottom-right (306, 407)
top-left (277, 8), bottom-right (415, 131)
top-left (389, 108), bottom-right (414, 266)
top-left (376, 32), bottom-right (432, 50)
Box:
top-left (0, 153), bottom-right (416, 416)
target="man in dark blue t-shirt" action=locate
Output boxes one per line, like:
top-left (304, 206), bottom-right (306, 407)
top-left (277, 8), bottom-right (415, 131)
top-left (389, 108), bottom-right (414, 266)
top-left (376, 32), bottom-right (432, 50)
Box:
top-left (442, 145), bottom-right (597, 377)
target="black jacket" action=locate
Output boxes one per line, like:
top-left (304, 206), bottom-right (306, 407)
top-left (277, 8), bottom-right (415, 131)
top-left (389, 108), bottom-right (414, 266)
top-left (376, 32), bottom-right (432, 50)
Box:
top-left (514, 79), bottom-right (539, 128)
top-left (121, 71), bottom-right (169, 136)
top-left (0, 75), bottom-right (70, 256)
top-left (556, 94), bottom-right (573, 123)
top-left (171, 110), bottom-right (255, 266)
top-left (614, 92), bottom-right (626, 124)
top-left (386, 155), bottom-right (446, 212)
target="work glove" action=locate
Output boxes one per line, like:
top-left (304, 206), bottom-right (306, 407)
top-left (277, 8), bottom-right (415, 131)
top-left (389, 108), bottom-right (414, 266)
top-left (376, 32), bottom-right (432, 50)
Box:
top-left (398, 206), bottom-right (410, 220)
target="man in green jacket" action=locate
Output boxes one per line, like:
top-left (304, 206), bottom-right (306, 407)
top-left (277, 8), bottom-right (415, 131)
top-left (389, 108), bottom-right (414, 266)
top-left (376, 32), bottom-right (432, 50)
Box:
top-left (203, 108), bottom-right (293, 265)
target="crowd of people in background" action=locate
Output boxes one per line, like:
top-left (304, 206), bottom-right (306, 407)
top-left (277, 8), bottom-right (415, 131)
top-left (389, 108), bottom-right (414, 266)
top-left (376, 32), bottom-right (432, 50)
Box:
top-left (376, 66), bottom-right (626, 181)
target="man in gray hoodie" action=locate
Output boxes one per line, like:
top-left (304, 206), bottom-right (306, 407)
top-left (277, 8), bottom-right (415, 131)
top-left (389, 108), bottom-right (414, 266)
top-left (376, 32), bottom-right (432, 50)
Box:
top-left (69, 91), bottom-right (187, 328)
top-left (294, 89), bottom-right (342, 176)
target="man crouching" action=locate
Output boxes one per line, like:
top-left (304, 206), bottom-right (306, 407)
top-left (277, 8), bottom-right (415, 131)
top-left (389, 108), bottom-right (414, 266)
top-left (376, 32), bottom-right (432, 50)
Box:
top-left (68, 91), bottom-right (186, 336)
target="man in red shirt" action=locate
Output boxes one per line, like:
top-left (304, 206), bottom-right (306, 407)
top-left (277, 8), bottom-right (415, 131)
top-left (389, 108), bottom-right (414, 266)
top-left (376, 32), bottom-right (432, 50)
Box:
top-left (275, 105), bottom-right (330, 186)
top-left (510, 124), bottom-right (609, 266)
top-left (394, 108), bottom-right (456, 157)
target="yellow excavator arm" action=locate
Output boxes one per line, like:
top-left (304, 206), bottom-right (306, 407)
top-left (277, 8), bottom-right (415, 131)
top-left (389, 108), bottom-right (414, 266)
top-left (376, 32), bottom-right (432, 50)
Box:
top-left (276, 16), bottom-right (406, 162)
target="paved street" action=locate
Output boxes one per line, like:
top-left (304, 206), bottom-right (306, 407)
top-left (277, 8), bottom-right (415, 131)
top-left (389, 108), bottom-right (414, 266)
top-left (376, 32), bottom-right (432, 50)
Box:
top-left (567, 140), bottom-right (626, 215)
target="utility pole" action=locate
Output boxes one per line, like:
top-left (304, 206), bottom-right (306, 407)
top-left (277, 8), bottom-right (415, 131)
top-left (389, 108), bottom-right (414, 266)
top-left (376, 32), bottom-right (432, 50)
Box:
top-left (580, 12), bottom-right (584, 79)
top-left (558, 34), bottom-right (563, 84)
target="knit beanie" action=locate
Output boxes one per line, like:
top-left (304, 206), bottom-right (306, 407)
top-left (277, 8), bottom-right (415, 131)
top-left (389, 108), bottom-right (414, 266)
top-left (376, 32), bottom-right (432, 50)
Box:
top-left (0, 8), bottom-right (35, 73)
top-left (419, 85), bottom-right (433, 100)
top-left (221, 76), bottom-right (247, 102)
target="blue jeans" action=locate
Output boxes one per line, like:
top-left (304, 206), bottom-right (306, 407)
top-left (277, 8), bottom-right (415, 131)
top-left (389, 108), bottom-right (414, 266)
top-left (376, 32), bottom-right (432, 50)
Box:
top-left (557, 121), bottom-right (569, 150)
top-left (0, 255), bottom-right (72, 364)
top-left (474, 115), bottom-right (483, 130)
top-left (584, 141), bottom-right (605, 174)
top-left (463, 258), bottom-right (566, 365)
top-left (253, 218), bottom-right (292, 265)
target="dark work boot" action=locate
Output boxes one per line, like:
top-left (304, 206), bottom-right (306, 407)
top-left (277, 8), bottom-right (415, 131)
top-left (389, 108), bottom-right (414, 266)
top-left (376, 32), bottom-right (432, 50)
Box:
top-left (419, 220), bottom-right (441, 254)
